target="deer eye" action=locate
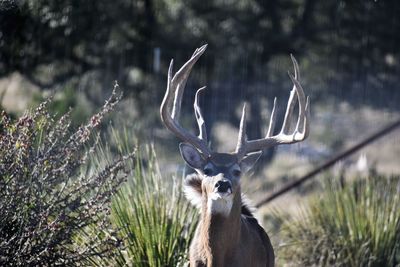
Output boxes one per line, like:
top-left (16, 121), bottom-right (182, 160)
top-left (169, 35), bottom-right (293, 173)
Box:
top-left (203, 167), bottom-right (213, 176)
top-left (232, 169), bottom-right (241, 177)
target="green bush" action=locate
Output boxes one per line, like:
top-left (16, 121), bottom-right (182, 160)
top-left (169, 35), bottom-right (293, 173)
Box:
top-left (90, 143), bottom-right (198, 267)
top-left (0, 84), bottom-right (134, 265)
top-left (279, 176), bottom-right (400, 266)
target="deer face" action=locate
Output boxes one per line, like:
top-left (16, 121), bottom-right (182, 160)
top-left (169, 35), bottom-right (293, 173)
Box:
top-left (180, 143), bottom-right (261, 216)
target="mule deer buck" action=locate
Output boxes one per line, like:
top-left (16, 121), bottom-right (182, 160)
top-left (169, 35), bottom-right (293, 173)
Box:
top-left (160, 45), bottom-right (310, 267)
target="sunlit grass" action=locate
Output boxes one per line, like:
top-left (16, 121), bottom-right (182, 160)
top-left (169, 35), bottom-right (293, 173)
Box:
top-left (84, 127), bottom-right (198, 266)
top-left (278, 176), bottom-right (400, 266)
top-left (110, 147), bottom-right (197, 266)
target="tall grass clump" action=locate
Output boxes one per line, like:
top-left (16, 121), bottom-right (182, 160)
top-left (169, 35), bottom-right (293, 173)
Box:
top-left (279, 176), bottom-right (400, 266)
top-left (0, 84), bottom-right (135, 266)
top-left (92, 139), bottom-right (198, 267)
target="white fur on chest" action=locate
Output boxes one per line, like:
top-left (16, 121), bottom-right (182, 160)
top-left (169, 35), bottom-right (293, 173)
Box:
top-left (207, 193), bottom-right (233, 217)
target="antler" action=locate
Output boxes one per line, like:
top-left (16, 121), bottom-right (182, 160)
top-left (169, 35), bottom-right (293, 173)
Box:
top-left (235, 55), bottom-right (310, 160)
top-left (160, 44), bottom-right (211, 158)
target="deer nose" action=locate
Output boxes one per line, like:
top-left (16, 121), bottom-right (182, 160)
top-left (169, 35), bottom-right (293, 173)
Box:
top-left (214, 180), bottom-right (232, 193)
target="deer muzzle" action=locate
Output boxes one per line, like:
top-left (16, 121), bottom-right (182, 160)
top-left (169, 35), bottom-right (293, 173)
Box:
top-left (214, 180), bottom-right (232, 194)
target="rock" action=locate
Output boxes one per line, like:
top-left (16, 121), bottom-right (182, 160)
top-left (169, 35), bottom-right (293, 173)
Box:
top-left (0, 72), bottom-right (40, 113)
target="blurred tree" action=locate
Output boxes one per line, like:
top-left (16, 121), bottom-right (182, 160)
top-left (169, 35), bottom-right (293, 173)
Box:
top-left (1, 0), bottom-right (400, 170)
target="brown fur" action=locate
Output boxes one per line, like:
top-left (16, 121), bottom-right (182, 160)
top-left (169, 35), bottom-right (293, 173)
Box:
top-left (186, 175), bottom-right (274, 267)
top-left (185, 174), bottom-right (259, 218)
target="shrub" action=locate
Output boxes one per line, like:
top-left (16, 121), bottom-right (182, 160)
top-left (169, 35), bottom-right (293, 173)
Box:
top-left (0, 84), bottom-right (135, 266)
top-left (90, 143), bottom-right (198, 267)
top-left (279, 176), bottom-right (400, 266)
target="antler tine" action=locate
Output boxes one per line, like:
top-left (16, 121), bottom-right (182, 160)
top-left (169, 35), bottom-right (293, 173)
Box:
top-left (288, 72), bottom-right (306, 135)
top-left (281, 54), bottom-right (303, 134)
top-left (280, 87), bottom-right (297, 134)
top-left (287, 60), bottom-right (309, 141)
top-left (235, 103), bottom-right (248, 159)
top-left (171, 44), bottom-right (208, 120)
top-left (160, 45), bottom-right (211, 157)
top-left (234, 55), bottom-right (310, 159)
top-left (266, 97), bottom-right (277, 137)
top-left (289, 54), bottom-right (306, 133)
top-left (194, 86), bottom-right (208, 142)
top-left (290, 54), bottom-right (300, 80)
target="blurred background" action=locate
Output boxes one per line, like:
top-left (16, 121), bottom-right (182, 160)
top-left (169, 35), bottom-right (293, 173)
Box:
top-left (1, 0), bottom-right (400, 211)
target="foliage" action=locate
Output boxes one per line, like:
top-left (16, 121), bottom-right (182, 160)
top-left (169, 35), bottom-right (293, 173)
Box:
top-left (278, 176), bottom-right (400, 266)
top-left (2, 0), bottom-right (400, 170)
top-left (2, 0), bottom-right (400, 104)
top-left (94, 143), bottom-right (198, 266)
top-left (0, 84), bottom-right (135, 265)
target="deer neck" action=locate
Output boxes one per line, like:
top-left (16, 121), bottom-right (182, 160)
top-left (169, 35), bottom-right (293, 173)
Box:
top-left (199, 189), bottom-right (242, 266)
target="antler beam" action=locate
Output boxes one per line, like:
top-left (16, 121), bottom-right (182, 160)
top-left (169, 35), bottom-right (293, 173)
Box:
top-left (160, 45), bottom-right (211, 158)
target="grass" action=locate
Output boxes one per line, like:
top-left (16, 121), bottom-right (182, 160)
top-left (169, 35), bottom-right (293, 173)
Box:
top-left (85, 127), bottom-right (198, 266)
top-left (110, 148), bottom-right (197, 266)
top-left (277, 175), bottom-right (400, 266)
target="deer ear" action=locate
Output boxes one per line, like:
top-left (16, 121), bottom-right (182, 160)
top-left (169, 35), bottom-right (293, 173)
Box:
top-left (240, 152), bottom-right (262, 173)
top-left (183, 173), bottom-right (203, 209)
top-left (179, 143), bottom-right (206, 169)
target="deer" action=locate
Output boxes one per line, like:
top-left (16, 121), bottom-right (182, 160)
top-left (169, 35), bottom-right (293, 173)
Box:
top-left (160, 44), bottom-right (310, 267)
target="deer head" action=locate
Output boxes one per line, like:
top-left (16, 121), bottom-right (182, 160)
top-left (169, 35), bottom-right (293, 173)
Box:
top-left (160, 44), bottom-right (309, 217)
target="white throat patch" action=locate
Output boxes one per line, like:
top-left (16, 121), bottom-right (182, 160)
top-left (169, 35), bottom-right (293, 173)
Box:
top-left (207, 192), bottom-right (233, 217)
